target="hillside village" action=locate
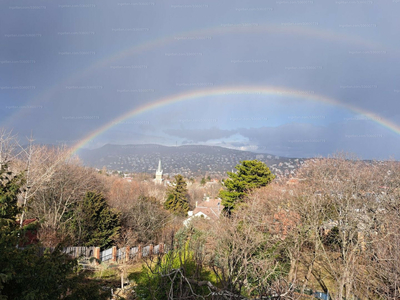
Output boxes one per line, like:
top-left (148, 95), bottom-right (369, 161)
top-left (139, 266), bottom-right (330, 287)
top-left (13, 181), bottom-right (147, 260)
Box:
top-left (83, 144), bottom-right (305, 178)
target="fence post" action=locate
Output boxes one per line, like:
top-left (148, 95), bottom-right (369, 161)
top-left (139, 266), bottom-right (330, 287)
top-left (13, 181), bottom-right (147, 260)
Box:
top-left (125, 246), bottom-right (130, 262)
top-left (137, 245), bottom-right (142, 260)
top-left (149, 244), bottom-right (153, 256)
top-left (94, 247), bottom-right (100, 264)
top-left (112, 246), bottom-right (117, 262)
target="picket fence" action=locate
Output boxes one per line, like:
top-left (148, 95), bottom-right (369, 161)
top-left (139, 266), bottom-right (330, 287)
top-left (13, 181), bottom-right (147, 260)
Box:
top-left (39, 244), bottom-right (165, 264)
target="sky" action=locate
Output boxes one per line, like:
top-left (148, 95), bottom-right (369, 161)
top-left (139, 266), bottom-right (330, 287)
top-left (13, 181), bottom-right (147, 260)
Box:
top-left (1, 0), bottom-right (400, 159)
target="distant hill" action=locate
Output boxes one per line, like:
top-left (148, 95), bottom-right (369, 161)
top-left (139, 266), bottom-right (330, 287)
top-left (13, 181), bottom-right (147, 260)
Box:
top-left (77, 144), bottom-right (305, 177)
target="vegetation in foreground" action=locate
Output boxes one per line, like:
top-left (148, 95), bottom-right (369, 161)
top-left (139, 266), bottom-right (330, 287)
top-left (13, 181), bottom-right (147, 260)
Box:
top-left (0, 164), bottom-right (110, 300)
top-left (1, 129), bottom-right (400, 299)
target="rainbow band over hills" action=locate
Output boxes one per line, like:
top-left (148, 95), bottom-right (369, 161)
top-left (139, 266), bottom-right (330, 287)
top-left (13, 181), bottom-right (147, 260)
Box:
top-left (68, 85), bottom-right (399, 156)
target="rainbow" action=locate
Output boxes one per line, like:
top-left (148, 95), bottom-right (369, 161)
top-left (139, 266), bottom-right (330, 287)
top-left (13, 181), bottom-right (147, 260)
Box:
top-left (2, 24), bottom-right (384, 128)
top-left (67, 85), bottom-right (399, 156)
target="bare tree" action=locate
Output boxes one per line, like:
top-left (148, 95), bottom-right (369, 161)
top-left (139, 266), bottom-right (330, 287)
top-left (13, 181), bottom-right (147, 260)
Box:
top-left (0, 128), bottom-right (18, 168)
top-left (204, 181), bottom-right (221, 200)
top-left (28, 158), bottom-right (105, 246)
top-left (187, 183), bottom-right (206, 208)
top-left (117, 195), bottom-right (170, 247)
top-left (289, 154), bottom-right (394, 299)
top-left (15, 142), bottom-right (68, 228)
top-left (359, 160), bottom-right (400, 299)
top-left (206, 194), bottom-right (297, 298)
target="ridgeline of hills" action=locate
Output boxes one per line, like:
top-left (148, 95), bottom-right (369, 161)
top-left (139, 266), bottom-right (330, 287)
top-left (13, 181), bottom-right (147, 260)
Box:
top-left (77, 144), bottom-right (305, 178)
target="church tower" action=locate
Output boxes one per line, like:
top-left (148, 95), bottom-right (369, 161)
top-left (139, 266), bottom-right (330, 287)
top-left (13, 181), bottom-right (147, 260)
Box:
top-left (155, 159), bottom-right (163, 184)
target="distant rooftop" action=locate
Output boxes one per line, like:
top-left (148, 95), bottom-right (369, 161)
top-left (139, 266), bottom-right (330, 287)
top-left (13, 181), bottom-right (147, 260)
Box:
top-left (192, 198), bottom-right (223, 220)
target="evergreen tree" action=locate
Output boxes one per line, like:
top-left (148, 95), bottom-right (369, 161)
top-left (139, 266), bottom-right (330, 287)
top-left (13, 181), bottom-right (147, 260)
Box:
top-left (68, 191), bottom-right (120, 249)
top-left (164, 175), bottom-right (189, 215)
top-left (0, 165), bottom-right (24, 228)
top-left (219, 160), bottom-right (275, 212)
top-left (200, 177), bottom-right (206, 185)
top-left (0, 165), bottom-right (25, 296)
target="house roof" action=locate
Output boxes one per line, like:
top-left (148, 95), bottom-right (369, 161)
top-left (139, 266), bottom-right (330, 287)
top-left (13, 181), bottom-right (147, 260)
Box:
top-left (192, 199), bottom-right (223, 220)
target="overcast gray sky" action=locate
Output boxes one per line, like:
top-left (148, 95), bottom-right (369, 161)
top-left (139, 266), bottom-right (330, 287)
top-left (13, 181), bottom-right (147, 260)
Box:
top-left (1, 0), bottom-right (399, 159)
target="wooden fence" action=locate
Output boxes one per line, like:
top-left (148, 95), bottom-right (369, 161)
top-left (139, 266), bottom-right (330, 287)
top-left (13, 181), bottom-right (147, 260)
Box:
top-left (59, 243), bottom-right (165, 263)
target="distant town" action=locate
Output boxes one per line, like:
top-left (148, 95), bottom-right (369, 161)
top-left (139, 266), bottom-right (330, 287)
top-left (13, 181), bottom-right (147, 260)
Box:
top-left (78, 144), bottom-right (306, 178)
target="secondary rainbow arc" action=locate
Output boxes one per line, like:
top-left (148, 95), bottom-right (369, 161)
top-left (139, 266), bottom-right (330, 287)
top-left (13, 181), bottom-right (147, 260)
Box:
top-left (2, 24), bottom-right (384, 128)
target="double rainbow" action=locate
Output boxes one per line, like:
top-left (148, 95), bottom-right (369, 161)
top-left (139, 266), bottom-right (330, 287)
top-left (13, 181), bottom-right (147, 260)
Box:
top-left (67, 85), bottom-right (398, 156)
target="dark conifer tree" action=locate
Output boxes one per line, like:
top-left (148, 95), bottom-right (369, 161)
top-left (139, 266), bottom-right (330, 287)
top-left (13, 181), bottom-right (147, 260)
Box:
top-left (219, 160), bottom-right (275, 212)
top-left (164, 174), bottom-right (189, 215)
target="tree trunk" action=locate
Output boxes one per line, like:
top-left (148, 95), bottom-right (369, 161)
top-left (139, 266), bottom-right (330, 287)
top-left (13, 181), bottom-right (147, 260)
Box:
top-left (121, 270), bottom-right (124, 290)
top-left (288, 256), bottom-right (297, 283)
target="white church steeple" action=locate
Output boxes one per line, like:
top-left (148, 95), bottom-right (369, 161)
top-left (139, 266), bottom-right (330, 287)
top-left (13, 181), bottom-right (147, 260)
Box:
top-left (155, 159), bottom-right (163, 184)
